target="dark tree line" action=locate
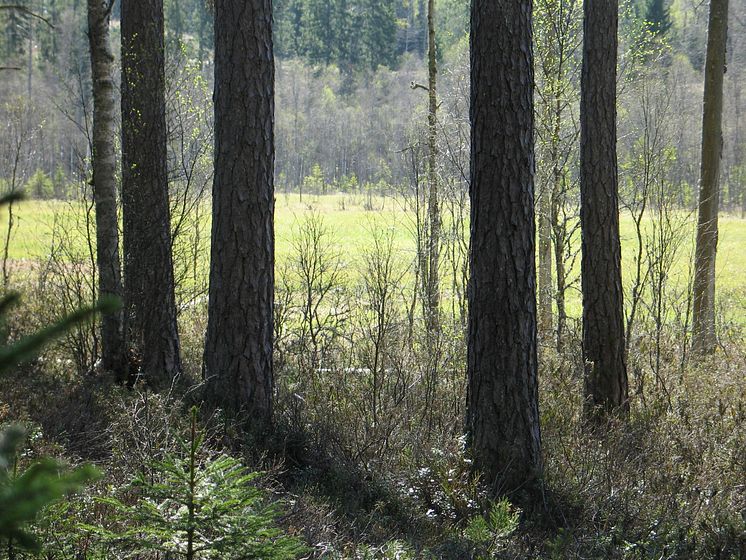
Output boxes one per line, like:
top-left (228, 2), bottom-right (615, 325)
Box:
top-left (276, 0), bottom-right (398, 71)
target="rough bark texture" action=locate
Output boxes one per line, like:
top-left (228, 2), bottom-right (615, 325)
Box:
top-left (87, 0), bottom-right (124, 378)
top-left (692, 0), bottom-right (728, 355)
top-left (121, 0), bottom-right (182, 388)
top-left (467, 0), bottom-right (542, 497)
top-left (204, 0), bottom-right (275, 432)
top-left (425, 0), bottom-right (440, 337)
top-left (580, 0), bottom-right (628, 417)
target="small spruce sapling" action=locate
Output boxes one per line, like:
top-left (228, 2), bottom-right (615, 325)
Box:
top-left (102, 407), bottom-right (305, 559)
top-left (464, 499), bottom-right (520, 556)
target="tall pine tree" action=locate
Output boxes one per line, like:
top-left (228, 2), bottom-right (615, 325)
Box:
top-left (580, 0), bottom-right (629, 417)
top-left (121, 0), bottom-right (183, 388)
top-left (204, 0), bottom-right (275, 431)
top-left (467, 0), bottom-right (542, 498)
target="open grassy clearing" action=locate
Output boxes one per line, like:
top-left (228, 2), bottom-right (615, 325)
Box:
top-left (1, 194), bottom-right (744, 326)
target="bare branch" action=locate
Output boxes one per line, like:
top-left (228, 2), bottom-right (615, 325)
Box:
top-left (0, 4), bottom-right (55, 28)
top-left (104, 0), bottom-right (116, 19)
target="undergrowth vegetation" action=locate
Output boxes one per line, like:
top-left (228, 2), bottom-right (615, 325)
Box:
top-left (0, 201), bottom-right (744, 558)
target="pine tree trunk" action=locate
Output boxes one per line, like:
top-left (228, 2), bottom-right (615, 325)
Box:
top-left (87, 0), bottom-right (124, 379)
top-left (467, 0), bottom-right (542, 497)
top-left (580, 0), bottom-right (628, 417)
top-left (121, 0), bottom-right (182, 388)
top-left (692, 0), bottom-right (729, 355)
top-left (204, 0), bottom-right (275, 432)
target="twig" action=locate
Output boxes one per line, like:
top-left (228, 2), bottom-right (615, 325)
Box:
top-left (0, 5), bottom-right (55, 28)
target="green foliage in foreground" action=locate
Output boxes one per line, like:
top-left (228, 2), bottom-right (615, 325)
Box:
top-left (98, 408), bottom-right (306, 560)
top-left (0, 294), bottom-right (119, 374)
top-left (464, 499), bottom-right (520, 548)
top-left (0, 192), bottom-right (106, 554)
top-left (0, 428), bottom-right (98, 553)
top-left (0, 196), bottom-right (112, 550)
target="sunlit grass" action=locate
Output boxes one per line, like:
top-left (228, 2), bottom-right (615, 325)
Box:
top-left (1, 194), bottom-right (744, 326)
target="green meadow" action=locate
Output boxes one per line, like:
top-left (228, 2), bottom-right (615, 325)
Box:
top-left (2, 194), bottom-right (744, 326)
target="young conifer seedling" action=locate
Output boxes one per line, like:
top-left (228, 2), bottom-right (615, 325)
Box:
top-left (102, 407), bottom-right (305, 560)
